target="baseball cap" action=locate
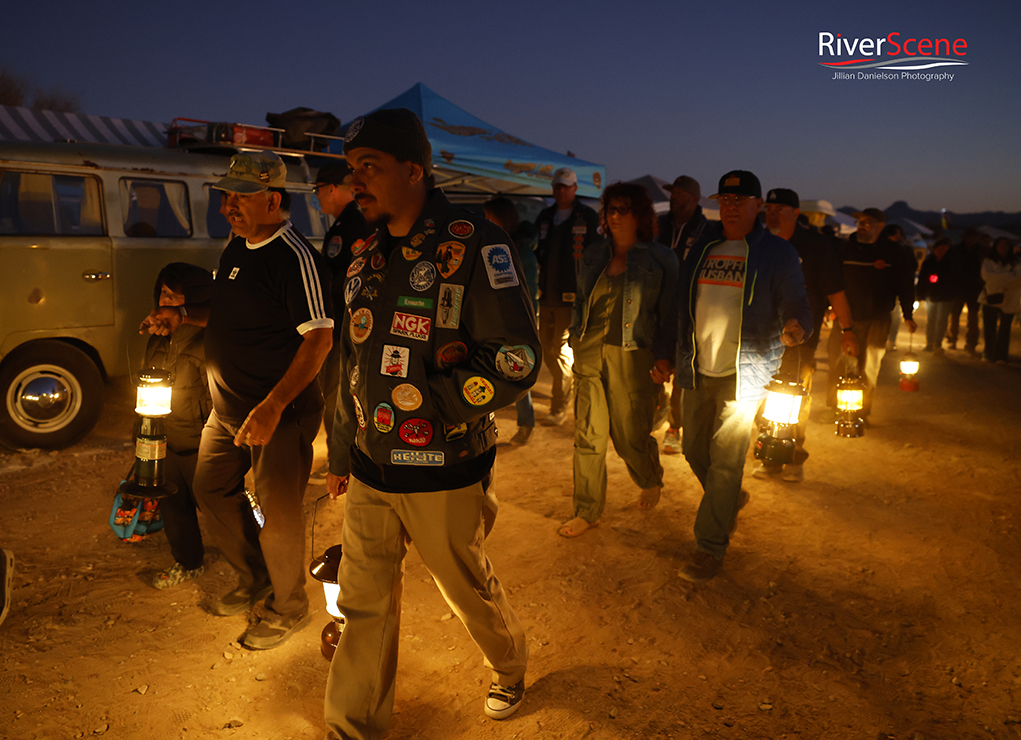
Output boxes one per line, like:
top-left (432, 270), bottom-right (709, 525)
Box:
top-left (852, 207), bottom-right (887, 223)
top-left (664, 175), bottom-right (701, 200)
top-left (343, 108), bottom-right (433, 175)
top-left (765, 188), bottom-right (800, 209)
top-left (709, 170), bottom-right (761, 199)
top-left (212, 151), bottom-right (287, 193)
top-left (552, 168), bottom-right (578, 187)
top-left (315, 160), bottom-right (353, 185)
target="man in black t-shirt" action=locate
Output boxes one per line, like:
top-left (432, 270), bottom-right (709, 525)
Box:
top-left (313, 161), bottom-right (371, 446)
top-left (141, 151), bottom-right (333, 650)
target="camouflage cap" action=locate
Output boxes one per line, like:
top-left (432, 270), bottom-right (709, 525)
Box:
top-left (212, 151), bottom-right (287, 193)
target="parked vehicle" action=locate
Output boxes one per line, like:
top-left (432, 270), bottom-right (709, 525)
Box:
top-left (0, 139), bottom-right (327, 449)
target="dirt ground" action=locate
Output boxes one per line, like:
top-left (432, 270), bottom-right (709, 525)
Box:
top-left (2, 318), bottom-right (1021, 740)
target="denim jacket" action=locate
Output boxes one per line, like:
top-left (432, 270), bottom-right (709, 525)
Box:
top-left (570, 239), bottom-right (679, 360)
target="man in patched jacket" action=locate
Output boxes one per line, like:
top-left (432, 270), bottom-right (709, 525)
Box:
top-left (672, 170), bottom-right (812, 584)
top-left (324, 109), bottom-right (538, 739)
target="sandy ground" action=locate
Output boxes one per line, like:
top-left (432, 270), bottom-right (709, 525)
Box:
top-left (2, 317), bottom-right (1021, 740)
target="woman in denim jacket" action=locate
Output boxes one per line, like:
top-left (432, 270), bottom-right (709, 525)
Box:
top-left (558, 183), bottom-right (679, 538)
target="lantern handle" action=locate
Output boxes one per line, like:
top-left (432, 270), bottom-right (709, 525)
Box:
top-left (310, 492), bottom-right (331, 561)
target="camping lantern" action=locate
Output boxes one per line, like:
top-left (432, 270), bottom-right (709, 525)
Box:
top-left (835, 374), bottom-right (866, 438)
top-left (899, 353), bottom-right (920, 392)
top-left (119, 369), bottom-right (177, 499)
top-left (309, 544), bottom-right (345, 660)
top-left (754, 374), bottom-right (806, 465)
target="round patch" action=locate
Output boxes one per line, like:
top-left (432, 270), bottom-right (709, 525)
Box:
top-left (370, 252), bottom-right (386, 270)
top-left (352, 394), bottom-right (366, 430)
top-left (410, 261), bottom-right (437, 291)
top-left (448, 220), bottom-right (474, 238)
top-left (349, 365), bottom-right (360, 388)
top-left (402, 246), bottom-right (422, 261)
top-left (325, 236), bottom-right (342, 258)
top-left (344, 276), bottom-right (362, 305)
top-left (350, 307), bottom-right (373, 344)
top-left (392, 383), bottom-right (423, 412)
top-left (495, 345), bottom-right (536, 381)
top-left (347, 256), bottom-right (366, 278)
top-left (462, 376), bottom-right (495, 406)
top-left (373, 402), bottom-right (395, 433)
top-left (398, 418), bottom-right (433, 447)
top-left (435, 341), bottom-right (468, 370)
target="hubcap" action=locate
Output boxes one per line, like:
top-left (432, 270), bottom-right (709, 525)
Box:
top-left (7, 365), bottom-right (83, 432)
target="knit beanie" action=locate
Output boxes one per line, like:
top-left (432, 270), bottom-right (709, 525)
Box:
top-left (343, 108), bottom-right (432, 175)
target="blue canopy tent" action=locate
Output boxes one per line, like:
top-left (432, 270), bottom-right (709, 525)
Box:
top-left (326, 83), bottom-right (605, 199)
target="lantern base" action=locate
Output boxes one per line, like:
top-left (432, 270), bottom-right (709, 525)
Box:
top-left (899, 377), bottom-right (919, 392)
top-left (119, 479), bottom-right (178, 501)
top-left (835, 416), bottom-right (865, 438)
top-left (754, 432), bottom-right (795, 465)
top-left (320, 617), bottom-right (346, 660)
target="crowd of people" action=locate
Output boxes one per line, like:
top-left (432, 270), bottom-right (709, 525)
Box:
top-left (126, 108), bottom-right (1019, 740)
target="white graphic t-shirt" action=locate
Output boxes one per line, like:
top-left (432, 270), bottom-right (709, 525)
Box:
top-left (695, 240), bottom-right (747, 377)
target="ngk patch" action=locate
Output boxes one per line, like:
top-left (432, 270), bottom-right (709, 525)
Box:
top-left (390, 312), bottom-right (431, 342)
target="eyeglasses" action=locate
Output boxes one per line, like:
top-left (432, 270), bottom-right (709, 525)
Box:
top-left (717, 195), bottom-right (753, 207)
top-left (607, 205), bottom-right (631, 216)
top-left (312, 184), bottom-right (330, 194)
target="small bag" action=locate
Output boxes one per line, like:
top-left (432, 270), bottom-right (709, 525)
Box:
top-left (108, 464), bottom-right (164, 542)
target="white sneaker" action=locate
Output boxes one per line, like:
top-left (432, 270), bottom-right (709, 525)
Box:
top-left (661, 429), bottom-right (681, 455)
top-left (484, 679), bottom-right (525, 720)
top-left (752, 463), bottom-right (782, 480)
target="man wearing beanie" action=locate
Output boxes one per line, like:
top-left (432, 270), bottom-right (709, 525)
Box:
top-left (324, 108), bottom-right (538, 738)
top-left (314, 160), bottom-right (371, 447)
top-left (672, 170), bottom-right (812, 583)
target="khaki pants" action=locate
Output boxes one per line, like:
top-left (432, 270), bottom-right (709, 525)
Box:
top-left (324, 475), bottom-right (527, 740)
top-left (538, 303), bottom-right (574, 414)
top-left (826, 318), bottom-right (890, 416)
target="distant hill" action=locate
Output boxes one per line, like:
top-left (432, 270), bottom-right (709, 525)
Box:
top-left (838, 201), bottom-right (1021, 236)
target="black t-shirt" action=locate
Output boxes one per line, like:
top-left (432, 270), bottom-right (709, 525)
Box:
top-left (788, 225), bottom-right (844, 332)
top-left (205, 221), bottom-right (333, 422)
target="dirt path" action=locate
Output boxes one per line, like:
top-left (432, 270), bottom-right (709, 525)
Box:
top-left (2, 322), bottom-right (1021, 740)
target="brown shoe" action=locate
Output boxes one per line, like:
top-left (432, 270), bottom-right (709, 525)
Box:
top-left (243, 608), bottom-right (311, 650)
top-left (678, 550), bottom-right (723, 583)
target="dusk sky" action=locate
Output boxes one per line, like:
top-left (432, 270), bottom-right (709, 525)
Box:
top-left (3, 0), bottom-right (1019, 213)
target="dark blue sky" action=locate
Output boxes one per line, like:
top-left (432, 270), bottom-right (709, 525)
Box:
top-left (3, 0), bottom-right (1019, 212)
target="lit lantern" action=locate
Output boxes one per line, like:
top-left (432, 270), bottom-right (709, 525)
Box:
top-left (835, 374), bottom-right (866, 438)
top-left (754, 375), bottom-right (806, 465)
top-left (899, 353), bottom-right (920, 392)
top-left (120, 369), bottom-right (177, 499)
top-left (309, 544), bottom-right (346, 660)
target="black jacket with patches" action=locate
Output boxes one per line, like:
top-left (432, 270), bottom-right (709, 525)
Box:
top-left (535, 199), bottom-right (599, 305)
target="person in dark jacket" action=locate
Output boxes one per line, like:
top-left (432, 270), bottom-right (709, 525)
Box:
top-left (484, 197), bottom-right (539, 445)
top-left (947, 227), bottom-right (984, 353)
top-left (916, 236), bottom-right (958, 353)
top-left (144, 263), bottom-right (214, 589)
top-left (880, 224), bottom-right (916, 350)
top-left (534, 168), bottom-right (599, 425)
top-left (655, 175), bottom-right (708, 455)
top-left (672, 171), bottom-right (812, 583)
top-left (825, 208), bottom-right (917, 417)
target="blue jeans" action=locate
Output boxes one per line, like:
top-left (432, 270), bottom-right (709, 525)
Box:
top-left (515, 391), bottom-right (535, 427)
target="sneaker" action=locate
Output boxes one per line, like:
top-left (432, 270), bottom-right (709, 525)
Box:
top-left (781, 463), bottom-right (804, 483)
top-left (152, 562), bottom-right (205, 590)
top-left (662, 429), bottom-right (681, 455)
top-left (540, 409), bottom-right (568, 427)
top-left (510, 426), bottom-right (533, 446)
top-left (0, 548), bottom-right (13, 628)
top-left (678, 550), bottom-right (724, 583)
top-left (243, 608), bottom-right (311, 650)
top-left (752, 463), bottom-right (782, 480)
top-left (484, 679), bottom-right (525, 720)
top-left (212, 582), bottom-right (273, 617)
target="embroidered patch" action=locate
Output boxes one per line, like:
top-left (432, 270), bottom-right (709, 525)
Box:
top-left (359, 286), bottom-right (379, 302)
top-left (345, 117), bottom-right (364, 142)
top-left (397, 296), bottom-right (433, 310)
top-left (390, 312), bottom-right (431, 342)
top-left (435, 341), bottom-right (468, 370)
top-left (437, 283), bottom-right (464, 329)
top-left (495, 345), bottom-right (536, 381)
top-left (436, 241), bottom-right (466, 279)
top-left (481, 244), bottom-right (519, 289)
top-left (352, 394), bottom-right (366, 430)
top-left (229, 266), bottom-right (240, 280)
top-left (392, 383), bottom-right (422, 411)
top-left (462, 376), bottom-right (495, 406)
top-left (448, 220), bottom-right (474, 238)
top-left (373, 402), bottom-right (395, 433)
top-left (350, 307), bottom-right (373, 343)
top-left (424, 218), bottom-right (436, 234)
top-left (410, 261), bottom-right (437, 291)
top-left (344, 276), bottom-right (362, 305)
top-left (349, 365), bottom-right (359, 388)
top-left (347, 256), bottom-right (366, 278)
top-left (349, 238), bottom-right (367, 257)
top-left (402, 246), bottom-right (422, 261)
top-left (572, 225), bottom-right (587, 235)
top-left (444, 423), bottom-right (468, 441)
top-left (398, 418), bottom-right (433, 447)
top-left (370, 252), bottom-right (386, 270)
top-left (390, 449), bottom-right (444, 466)
top-left (562, 292), bottom-right (576, 303)
top-left (381, 345), bottom-right (411, 378)
top-left (410, 233), bottom-right (426, 248)
top-left (325, 236), bottom-right (342, 258)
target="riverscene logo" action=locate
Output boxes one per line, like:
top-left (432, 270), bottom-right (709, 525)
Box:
top-left (819, 32), bottom-right (968, 81)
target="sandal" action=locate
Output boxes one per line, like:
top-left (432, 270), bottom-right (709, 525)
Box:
top-left (557, 517), bottom-right (597, 538)
top-left (153, 562), bottom-right (205, 589)
top-left (638, 486), bottom-right (662, 510)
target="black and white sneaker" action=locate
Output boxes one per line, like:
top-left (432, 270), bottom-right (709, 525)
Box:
top-left (484, 679), bottom-right (524, 719)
